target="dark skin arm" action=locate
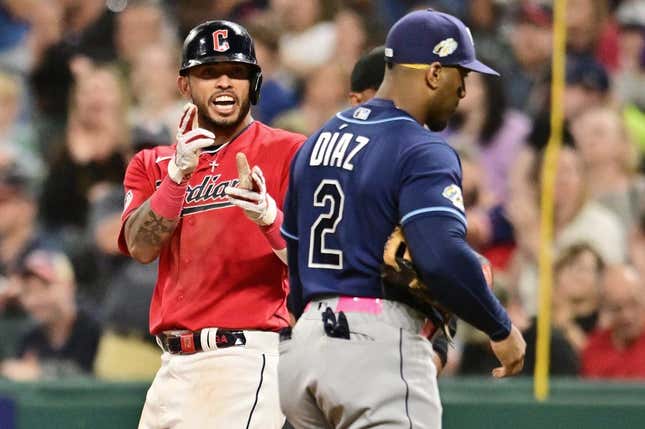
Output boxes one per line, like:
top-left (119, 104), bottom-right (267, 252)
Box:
top-left (124, 199), bottom-right (179, 264)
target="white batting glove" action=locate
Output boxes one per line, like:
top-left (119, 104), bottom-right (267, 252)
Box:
top-left (225, 165), bottom-right (278, 226)
top-left (168, 103), bottom-right (215, 184)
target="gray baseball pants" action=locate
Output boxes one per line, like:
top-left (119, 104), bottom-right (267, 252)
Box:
top-left (279, 296), bottom-right (442, 429)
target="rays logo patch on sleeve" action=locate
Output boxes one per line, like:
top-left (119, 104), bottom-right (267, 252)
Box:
top-left (353, 107), bottom-right (371, 120)
top-left (433, 38), bottom-right (458, 57)
top-left (442, 184), bottom-right (465, 211)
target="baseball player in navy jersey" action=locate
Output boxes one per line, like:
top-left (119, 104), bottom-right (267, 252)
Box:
top-left (347, 44), bottom-right (458, 375)
top-left (278, 9), bottom-right (526, 428)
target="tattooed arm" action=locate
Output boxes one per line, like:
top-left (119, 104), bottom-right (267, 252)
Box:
top-left (124, 200), bottom-right (179, 264)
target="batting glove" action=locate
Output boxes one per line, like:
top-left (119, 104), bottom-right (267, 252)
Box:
top-left (168, 103), bottom-right (215, 184)
top-left (225, 166), bottom-right (278, 226)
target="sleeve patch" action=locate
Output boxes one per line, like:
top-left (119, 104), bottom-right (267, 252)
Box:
top-left (123, 189), bottom-right (134, 214)
top-left (442, 184), bottom-right (465, 211)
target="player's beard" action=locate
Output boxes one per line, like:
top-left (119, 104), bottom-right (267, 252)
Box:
top-left (193, 93), bottom-right (252, 136)
top-left (426, 118), bottom-right (449, 131)
top-left (426, 85), bottom-right (462, 131)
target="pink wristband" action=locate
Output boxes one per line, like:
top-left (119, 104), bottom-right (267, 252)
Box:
top-left (150, 175), bottom-right (188, 219)
top-left (260, 209), bottom-right (286, 250)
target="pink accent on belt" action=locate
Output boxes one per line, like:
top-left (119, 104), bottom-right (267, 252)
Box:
top-left (335, 296), bottom-right (383, 314)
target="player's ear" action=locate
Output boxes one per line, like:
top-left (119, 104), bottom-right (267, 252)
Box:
top-left (424, 62), bottom-right (442, 90)
top-left (177, 75), bottom-right (191, 99)
top-left (348, 92), bottom-right (362, 106)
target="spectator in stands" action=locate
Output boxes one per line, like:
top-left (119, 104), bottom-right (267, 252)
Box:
top-left (89, 186), bottom-right (159, 381)
top-left (505, 1), bottom-right (553, 118)
top-left (564, 57), bottom-right (611, 122)
top-left (273, 62), bottom-right (348, 135)
top-left (39, 63), bottom-right (129, 232)
top-left (333, 7), bottom-right (369, 76)
top-left (171, 0), bottom-right (263, 35)
top-left (0, 71), bottom-right (26, 148)
top-left (514, 56), bottom-right (612, 232)
top-left (58, 0), bottom-right (117, 62)
top-left (582, 264), bottom-right (645, 379)
top-left (459, 284), bottom-right (579, 376)
top-left (0, 160), bottom-right (49, 285)
top-left (0, 0), bottom-right (63, 75)
top-left (614, 0), bottom-right (645, 164)
top-left (458, 150), bottom-right (516, 276)
top-left (0, 72), bottom-right (43, 181)
top-left (571, 106), bottom-right (645, 229)
top-left (566, 0), bottom-right (610, 60)
top-left (278, 0), bottom-right (337, 78)
top-left (0, 250), bottom-right (101, 380)
top-left (128, 43), bottom-right (183, 147)
top-left (527, 56), bottom-right (610, 154)
top-left (0, 159), bottom-right (33, 319)
top-left (507, 145), bottom-right (626, 317)
top-left (37, 62), bottom-right (129, 298)
top-left (630, 210), bottom-right (645, 282)
top-left (464, 0), bottom-right (514, 74)
top-left (445, 65), bottom-right (531, 205)
top-left (553, 243), bottom-right (605, 354)
top-left (114, 0), bottom-right (174, 69)
top-left (246, 18), bottom-right (298, 125)
top-left (29, 0), bottom-right (117, 143)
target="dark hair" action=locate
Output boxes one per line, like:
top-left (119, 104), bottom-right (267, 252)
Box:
top-left (350, 46), bottom-right (386, 92)
top-left (555, 242), bottom-right (606, 276)
top-left (479, 72), bottom-right (507, 144)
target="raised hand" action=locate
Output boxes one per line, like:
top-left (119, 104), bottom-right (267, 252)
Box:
top-left (225, 153), bottom-right (278, 226)
top-left (168, 103), bottom-right (215, 184)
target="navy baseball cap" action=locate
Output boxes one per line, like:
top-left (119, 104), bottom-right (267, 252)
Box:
top-left (384, 9), bottom-right (499, 76)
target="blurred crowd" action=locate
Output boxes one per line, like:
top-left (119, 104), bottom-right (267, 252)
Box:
top-left (1, 0), bottom-right (645, 382)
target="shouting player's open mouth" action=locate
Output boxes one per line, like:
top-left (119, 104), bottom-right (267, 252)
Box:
top-left (211, 93), bottom-right (238, 116)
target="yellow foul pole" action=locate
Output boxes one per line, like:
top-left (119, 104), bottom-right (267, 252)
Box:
top-left (534, 0), bottom-right (567, 401)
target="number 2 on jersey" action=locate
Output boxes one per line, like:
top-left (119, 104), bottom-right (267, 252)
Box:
top-left (308, 180), bottom-right (344, 269)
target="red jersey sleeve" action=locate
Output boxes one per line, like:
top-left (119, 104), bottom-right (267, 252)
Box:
top-left (118, 150), bottom-right (157, 255)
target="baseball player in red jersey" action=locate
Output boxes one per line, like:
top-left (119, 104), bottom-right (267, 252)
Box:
top-left (118, 20), bottom-right (304, 428)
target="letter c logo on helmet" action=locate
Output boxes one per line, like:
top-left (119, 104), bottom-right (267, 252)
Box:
top-left (212, 30), bottom-right (230, 52)
top-left (180, 20), bottom-right (263, 104)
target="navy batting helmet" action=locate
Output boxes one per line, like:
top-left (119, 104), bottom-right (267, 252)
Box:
top-left (180, 20), bottom-right (263, 104)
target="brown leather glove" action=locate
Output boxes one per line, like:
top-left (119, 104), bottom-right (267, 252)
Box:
top-left (381, 226), bottom-right (493, 342)
top-left (381, 226), bottom-right (455, 341)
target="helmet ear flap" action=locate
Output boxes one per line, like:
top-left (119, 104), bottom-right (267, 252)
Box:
top-left (250, 70), bottom-right (263, 105)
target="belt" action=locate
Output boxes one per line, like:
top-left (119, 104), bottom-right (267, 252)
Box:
top-left (304, 296), bottom-right (384, 314)
top-left (304, 296), bottom-right (431, 337)
top-left (156, 329), bottom-right (247, 355)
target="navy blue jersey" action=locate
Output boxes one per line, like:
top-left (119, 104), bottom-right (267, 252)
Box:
top-left (281, 98), bottom-right (467, 306)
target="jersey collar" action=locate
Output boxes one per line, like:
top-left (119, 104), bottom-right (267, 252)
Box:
top-left (201, 120), bottom-right (256, 154)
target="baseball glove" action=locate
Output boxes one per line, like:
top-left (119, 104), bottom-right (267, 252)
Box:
top-left (380, 226), bottom-right (493, 341)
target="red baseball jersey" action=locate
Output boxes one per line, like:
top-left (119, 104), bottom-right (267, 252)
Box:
top-left (118, 121), bottom-right (304, 334)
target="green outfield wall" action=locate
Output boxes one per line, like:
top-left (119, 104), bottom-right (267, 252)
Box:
top-left (1, 377), bottom-right (644, 428)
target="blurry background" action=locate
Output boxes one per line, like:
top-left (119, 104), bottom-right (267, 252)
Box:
top-left (1, 0), bottom-right (645, 427)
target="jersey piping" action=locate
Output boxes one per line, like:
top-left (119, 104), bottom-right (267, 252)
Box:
top-left (335, 112), bottom-right (418, 125)
top-left (400, 206), bottom-right (467, 227)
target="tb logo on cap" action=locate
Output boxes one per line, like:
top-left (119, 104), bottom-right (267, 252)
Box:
top-left (433, 38), bottom-right (458, 57)
top-left (212, 29), bottom-right (230, 52)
